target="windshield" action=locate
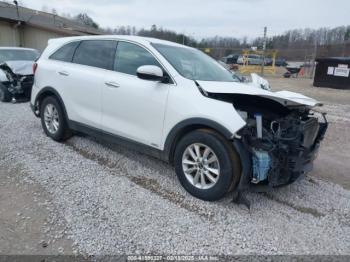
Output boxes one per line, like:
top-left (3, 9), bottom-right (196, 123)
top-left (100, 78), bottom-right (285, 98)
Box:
top-left (153, 43), bottom-right (235, 82)
top-left (0, 49), bottom-right (39, 63)
top-left (217, 60), bottom-right (244, 82)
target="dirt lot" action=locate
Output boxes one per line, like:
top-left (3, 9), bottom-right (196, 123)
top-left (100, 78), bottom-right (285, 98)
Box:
top-left (0, 78), bottom-right (350, 256)
top-left (268, 77), bottom-right (350, 105)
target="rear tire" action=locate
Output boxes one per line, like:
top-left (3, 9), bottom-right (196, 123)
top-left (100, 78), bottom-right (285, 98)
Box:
top-left (0, 83), bottom-right (12, 102)
top-left (174, 129), bottom-right (241, 201)
top-left (40, 96), bottom-right (72, 141)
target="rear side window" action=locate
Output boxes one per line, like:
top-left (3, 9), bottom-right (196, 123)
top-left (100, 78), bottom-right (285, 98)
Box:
top-left (72, 40), bottom-right (117, 70)
top-left (114, 42), bottom-right (161, 75)
top-left (50, 41), bottom-right (80, 62)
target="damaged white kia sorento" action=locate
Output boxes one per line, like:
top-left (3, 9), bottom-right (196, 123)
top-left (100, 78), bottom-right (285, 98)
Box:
top-left (30, 36), bottom-right (328, 205)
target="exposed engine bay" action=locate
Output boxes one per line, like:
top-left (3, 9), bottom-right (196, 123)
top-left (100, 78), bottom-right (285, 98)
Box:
top-left (208, 93), bottom-right (328, 192)
top-left (0, 62), bottom-right (34, 102)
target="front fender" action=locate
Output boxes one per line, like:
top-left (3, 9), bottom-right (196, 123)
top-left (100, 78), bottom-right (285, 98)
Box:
top-left (163, 117), bottom-right (238, 161)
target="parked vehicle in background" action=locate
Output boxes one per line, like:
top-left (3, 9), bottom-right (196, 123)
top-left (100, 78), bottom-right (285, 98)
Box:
top-left (30, 35), bottom-right (327, 203)
top-left (237, 54), bottom-right (264, 65)
top-left (222, 54), bottom-right (240, 64)
top-left (0, 47), bottom-right (40, 102)
top-left (264, 57), bottom-right (273, 66)
top-left (237, 55), bottom-right (287, 67)
top-left (275, 58), bottom-right (288, 67)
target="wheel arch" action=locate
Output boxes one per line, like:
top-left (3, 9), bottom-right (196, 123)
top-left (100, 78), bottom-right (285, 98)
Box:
top-left (34, 87), bottom-right (68, 121)
top-left (163, 118), bottom-right (235, 164)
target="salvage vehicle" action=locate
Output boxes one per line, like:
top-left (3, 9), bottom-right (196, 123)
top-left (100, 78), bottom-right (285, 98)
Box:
top-left (30, 36), bottom-right (328, 204)
top-left (0, 47), bottom-right (40, 102)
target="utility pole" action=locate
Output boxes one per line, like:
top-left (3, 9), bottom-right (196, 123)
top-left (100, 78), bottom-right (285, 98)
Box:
top-left (13, 0), bottom-right (23, 47)
top-left (13, 0), bottom-right (19, 18)
top-left (261, 26), bottom-right (267, 76)
top-left (310, 39), bottom-right (318, 79)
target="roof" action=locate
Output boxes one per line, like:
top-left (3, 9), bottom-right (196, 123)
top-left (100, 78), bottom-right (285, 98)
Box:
top-left (0, 1), bottom-right (103, 36)
top-left (48, 35), bottom-right (189, 48)
top-left (316, 57), bottom-right (350, 63)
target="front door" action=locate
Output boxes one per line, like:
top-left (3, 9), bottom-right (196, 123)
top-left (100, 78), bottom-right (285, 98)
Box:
top-left (101, 41), bottom-right (171, 148)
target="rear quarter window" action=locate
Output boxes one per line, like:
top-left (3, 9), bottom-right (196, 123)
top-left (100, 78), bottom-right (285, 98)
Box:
top-left (49, 41), bottom-right (80, 62)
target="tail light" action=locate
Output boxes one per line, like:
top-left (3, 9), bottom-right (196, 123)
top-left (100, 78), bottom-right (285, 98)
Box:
top-left (33, 62), bottom-right (38, 75)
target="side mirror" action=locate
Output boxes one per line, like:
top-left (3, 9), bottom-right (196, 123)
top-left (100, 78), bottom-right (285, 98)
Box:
top-left (136, 65), bottom-right (164, 81)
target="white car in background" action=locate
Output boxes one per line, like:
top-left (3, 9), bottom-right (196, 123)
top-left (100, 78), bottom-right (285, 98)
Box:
top-left (0, 47), bottom-right (40, 102)
top-left (30, 35), bottom-right (327, 204)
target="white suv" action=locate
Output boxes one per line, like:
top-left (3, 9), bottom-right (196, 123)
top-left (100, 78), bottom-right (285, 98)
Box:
top-left (30, 35), bottom-right (327, 202)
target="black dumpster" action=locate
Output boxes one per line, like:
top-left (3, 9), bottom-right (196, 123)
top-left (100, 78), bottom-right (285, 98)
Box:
top-left (313, 57), bottom-right (350, 89)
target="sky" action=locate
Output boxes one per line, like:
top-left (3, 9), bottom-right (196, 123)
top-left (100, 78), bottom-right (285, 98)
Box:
top-left (19, 0), bottom-right (350, 40)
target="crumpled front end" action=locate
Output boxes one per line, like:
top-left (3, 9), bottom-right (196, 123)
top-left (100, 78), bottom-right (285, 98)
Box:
top-left (235, 109), bottom-right (328, 192)
top-left (203, 88), bottom-right (328, 195)
top-left (0, 62), bottom-right (34, 101)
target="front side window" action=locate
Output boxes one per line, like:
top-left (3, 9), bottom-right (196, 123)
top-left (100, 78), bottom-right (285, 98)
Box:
top-left (114, 42), bottom-right (161, 76)
top-left (73, 40), bottom-right (117, 70)
top-left (50, 41), bottom-right (79, 62)
top-left (153, 43), bottom-right (234, 82)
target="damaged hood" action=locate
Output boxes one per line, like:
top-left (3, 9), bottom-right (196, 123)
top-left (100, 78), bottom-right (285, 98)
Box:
top-left (247, 73), bottom-right (271, 90)
top-left (196, 81), bottom-right (321, 107)
top-left (1, 60), bottom-right (34, 75)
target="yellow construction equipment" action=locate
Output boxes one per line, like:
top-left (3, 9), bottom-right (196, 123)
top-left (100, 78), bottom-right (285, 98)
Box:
top-left (239, 49), bottom-right (277, 75)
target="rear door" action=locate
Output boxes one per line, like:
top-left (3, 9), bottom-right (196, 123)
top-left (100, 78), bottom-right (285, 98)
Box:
top-left (65, 40), bottom-right (117, 127)
top-left (101, 41), bottom-right (171, 148)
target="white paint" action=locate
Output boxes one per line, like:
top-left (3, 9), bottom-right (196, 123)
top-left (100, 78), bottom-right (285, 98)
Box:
top-left (136, 65), bottom-right (163, 78)
top-left (32, 35), bottom-right (321, 150)
top-left (327, 67), bottom-right (335, 75)
top-left (334, 67), bottom-right (350, 77)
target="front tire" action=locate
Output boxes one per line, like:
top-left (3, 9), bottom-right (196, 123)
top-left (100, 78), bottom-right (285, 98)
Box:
top-left (40, 96), bottom-right (71, 141)
top-left (174, 129), bottom-right (241, 201)
top-left (0, 83), bottom-right (12, 102)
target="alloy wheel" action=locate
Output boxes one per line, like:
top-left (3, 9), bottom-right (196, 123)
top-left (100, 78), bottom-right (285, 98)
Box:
top-left (182, 143), bottom-right (220, 189)
top-left (44, 104), bottom-right (60, 134)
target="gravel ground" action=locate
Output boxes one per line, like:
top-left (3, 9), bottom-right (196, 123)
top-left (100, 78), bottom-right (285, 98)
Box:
top-left (0, 99), bottom-right (350, 255)
top-left (0, 165), bottom-right (73, 255)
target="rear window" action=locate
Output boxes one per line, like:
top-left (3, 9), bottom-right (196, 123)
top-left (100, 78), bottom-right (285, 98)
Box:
top-left (72, 40), bottom-right (117, 70)
top-left (50, 41), bottom-right (80, 62)
top-left (0, 49), bottom-right (39, 63)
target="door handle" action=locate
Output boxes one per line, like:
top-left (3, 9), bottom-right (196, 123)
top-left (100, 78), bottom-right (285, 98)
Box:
top-left (105, 81), bottom-right (120, 88)
top-left (58, 71), bottom-right (69, 76)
